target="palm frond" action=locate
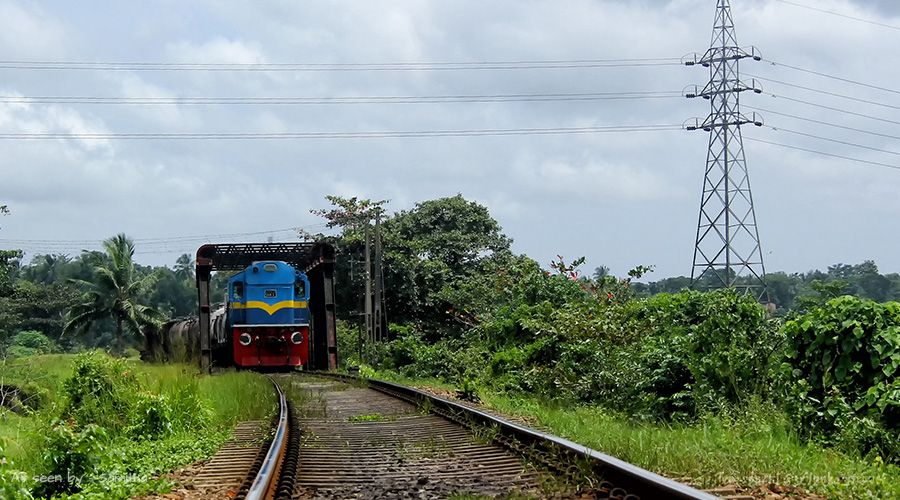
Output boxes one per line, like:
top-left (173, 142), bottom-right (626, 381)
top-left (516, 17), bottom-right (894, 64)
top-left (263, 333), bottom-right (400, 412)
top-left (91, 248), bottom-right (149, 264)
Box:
top-left (62, 308), bottom-right (106, 337)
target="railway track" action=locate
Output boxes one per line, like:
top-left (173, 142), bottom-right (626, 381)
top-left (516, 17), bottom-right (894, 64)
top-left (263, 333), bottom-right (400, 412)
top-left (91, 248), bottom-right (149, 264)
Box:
top-left (197, 373), bottom-right (722, 499)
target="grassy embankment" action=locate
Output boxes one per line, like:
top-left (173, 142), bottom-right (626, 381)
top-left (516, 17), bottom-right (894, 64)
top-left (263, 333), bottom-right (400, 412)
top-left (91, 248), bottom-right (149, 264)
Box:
top-left (367, 370), bottom-right (900, 500)
top-left (0, 352), bottom-right (274, 499)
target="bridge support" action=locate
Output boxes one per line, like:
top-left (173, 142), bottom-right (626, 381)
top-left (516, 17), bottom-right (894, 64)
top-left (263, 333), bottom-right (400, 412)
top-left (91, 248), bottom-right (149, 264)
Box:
top-left (196, 256), bottom-right (213, 373)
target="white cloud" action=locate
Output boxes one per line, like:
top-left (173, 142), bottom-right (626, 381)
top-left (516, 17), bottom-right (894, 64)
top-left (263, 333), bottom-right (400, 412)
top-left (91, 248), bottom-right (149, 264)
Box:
top-left (0, 94), bottom-right (112, 152)
top-left (166, 37), bottom-right (267, 64)
top-left (0, 0), bottom-right (898, 278)
top-left (0, 1), bottom-right (67, 58)
top-left (520, 156), bottom-right (680, 202)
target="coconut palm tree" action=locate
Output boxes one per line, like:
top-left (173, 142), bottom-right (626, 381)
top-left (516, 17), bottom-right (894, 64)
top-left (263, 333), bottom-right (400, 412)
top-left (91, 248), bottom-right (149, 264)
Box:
top-left (174, 253), bottom-right (194, 281)
top-left (63, 234), bottom-right (160, 352)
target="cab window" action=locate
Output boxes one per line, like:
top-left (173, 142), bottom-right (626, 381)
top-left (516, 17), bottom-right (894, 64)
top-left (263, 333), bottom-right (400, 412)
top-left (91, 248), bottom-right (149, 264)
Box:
top-left (294, 280), bottom-right (307, 299)
top-left (233, 282), bottom-right (244, 300)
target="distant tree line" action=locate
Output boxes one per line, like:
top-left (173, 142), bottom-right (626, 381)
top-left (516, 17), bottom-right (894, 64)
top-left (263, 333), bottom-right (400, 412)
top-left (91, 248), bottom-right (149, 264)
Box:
top-left (2, 194), bottom-right (899, 354)
top-left (0, 233), bottom-right (196, 355)
top-left (628, 260), bottom-right (900, 312)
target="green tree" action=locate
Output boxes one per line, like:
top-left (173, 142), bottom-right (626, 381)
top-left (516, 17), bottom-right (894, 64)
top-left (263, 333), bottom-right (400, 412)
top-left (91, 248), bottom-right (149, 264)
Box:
top-left (21, 253), bottom-right (72, 285)
top-left (794, 279), bottom-right (851, 313)
top-left (63, 234), bottom-right (161, 352)
top-left (382, 195), bottom-right (512, 328)
top-left (0, 249), bottom-right (21, 295)
top-left (311, 195), bottom-right (388, 237)
top-left (148, 266), bottom-right (195, 317)
top-left (5, 330), bottom-right (59, 357)
top-left (310, 194), bottom-right (512, 329)
top-left (387, 195), bottom-right (510, 271)
top-left (174, 253), bottom-right (194, 281)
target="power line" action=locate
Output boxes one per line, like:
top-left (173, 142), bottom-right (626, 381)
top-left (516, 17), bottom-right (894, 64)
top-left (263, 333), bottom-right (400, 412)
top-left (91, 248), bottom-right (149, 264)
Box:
top-left (765, 126), bottom-right (900, 157)
top-left (135, 225), bottom-right (325, 242)
top-left (0, 57), bottom-right (682, 72)
top-left (0, 225), bottom-right (325, 246)
top-left (745, 137), bottom-right (900, 171)
top-left (763, 92), bottom-right (900, 127)
top-left (0, 124), bottom-right (683, 140)
top-left (747, 74), bottom-right (900, 111)
top-left (763, 59), bottom-right (900, 96)
top-left (774, 0), bottom-right (900, 32)
top-left (746, 106), bottom-right (900, 141)
top-left (0, 91), bottom-right (683, 106)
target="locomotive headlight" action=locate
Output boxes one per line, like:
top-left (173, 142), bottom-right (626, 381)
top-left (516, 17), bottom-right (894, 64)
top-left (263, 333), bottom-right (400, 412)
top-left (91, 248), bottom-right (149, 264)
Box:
top-left (239, 333), bottom-right (252, 346)
top-left (291, 331), bottom-right (303, 345)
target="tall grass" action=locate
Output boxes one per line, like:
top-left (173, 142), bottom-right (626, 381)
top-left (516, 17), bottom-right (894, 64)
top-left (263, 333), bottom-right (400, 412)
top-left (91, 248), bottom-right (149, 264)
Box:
top-left (0, 352), bottom-right (276, 499)
top-left (481, 393), bottom-right (900, 499)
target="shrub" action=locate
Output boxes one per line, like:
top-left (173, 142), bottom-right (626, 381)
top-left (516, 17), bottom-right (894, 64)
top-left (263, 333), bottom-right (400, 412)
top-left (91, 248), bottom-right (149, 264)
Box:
top-left (63, 351), bottom-right (138, 431)
top-left (0, 440), bottom-right (34, 500)
top-left (783, 296), bottom-right (900, 461)
top-left (379, 328), bottom-right (490, 384)
top-left (625, 289), bottom-right (782, 420)
top-left (37, 420), bottom-right (105, 496)
top-left (130, 392), bottom-right (174, 439)
top-left (4, 346), bottom-right (38, 359)
top-left (4, 331), bottom-right (60, 358)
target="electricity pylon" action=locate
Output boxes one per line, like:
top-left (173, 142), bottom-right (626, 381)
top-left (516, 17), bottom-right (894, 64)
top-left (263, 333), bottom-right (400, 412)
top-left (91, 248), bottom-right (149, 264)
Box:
top-left (684, 0), bottom-right (768, 301)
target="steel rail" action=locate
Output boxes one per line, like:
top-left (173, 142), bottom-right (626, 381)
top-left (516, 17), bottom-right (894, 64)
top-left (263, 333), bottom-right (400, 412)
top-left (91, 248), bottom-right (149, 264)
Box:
top-left (314, 372), bottom-right (717, 500)
top-left (244, 377), bottom-right (289, 500)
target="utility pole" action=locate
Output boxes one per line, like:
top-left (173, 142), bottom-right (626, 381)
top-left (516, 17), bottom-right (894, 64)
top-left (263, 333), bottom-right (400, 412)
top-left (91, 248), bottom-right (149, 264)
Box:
top-left (350, 257), bottom-right (364, 361)
top-left (373, 212), bottom-right (384, 342)
top-left (364, 223), bottom-right (373, 349)
top-left (685, 0), bottom-right (768, 301)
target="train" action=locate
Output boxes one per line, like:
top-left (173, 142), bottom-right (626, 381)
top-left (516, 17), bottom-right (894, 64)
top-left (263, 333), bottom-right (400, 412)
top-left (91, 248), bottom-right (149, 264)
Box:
top-left (224, 260), bottom-right (310, 368)
top-left (143, 242), bottom-right (337, 371)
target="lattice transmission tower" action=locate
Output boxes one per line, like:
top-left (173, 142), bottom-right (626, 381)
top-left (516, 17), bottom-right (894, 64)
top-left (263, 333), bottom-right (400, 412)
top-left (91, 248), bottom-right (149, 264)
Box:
top-left (684, 0), bottom-right (768, 301)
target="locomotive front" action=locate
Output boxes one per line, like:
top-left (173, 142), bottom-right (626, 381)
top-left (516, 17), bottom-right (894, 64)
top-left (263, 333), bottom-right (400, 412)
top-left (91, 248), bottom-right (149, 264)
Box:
top-left (227, 260), bottom-right (310, 368)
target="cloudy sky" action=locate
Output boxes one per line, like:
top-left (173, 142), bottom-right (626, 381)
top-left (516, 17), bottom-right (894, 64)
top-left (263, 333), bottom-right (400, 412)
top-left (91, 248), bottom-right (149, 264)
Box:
top-left (0, 0), bottom-right (898, 280)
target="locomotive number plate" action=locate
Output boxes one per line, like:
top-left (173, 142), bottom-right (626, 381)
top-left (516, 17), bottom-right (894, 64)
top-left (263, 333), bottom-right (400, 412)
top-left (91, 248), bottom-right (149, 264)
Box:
top-left (265, 289), bottom-right (277, 298)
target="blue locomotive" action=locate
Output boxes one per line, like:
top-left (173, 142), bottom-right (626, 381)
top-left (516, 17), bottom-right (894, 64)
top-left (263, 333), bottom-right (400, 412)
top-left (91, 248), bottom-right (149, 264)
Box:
top-left (225, 261), bottom-right (311, 367)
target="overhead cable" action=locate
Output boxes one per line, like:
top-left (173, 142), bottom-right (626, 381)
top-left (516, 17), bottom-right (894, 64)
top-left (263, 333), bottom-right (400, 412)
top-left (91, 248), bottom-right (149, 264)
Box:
top-left (763, 60), bottom-right (900, 96)
top-left (765, 126), bottom-right (900, 156)
top-left (748, 75), bottom-right (900, 110)
top-left (746, 106), bottom-right (900, 141)
top-left (774, 0), bottom-right (900, 32)
top-left (0, 124), bottom-right (683, 140)
top-left (0, 225), bottom-right (324, 246)
top-left (744, 137), bottom-right (900, 171)
top-left (763, 93), bottom-right (900, 126)
top-left (0, 57), bottom-right (682, 72)
top-left (0, 91), bottom-right (683, 105)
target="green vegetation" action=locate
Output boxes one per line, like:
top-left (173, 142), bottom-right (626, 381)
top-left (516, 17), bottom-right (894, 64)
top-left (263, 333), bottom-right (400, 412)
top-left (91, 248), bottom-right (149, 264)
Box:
top-left (0, 352), bottom-right (273, 499)
top-left (62, 234), bottom-right (162, 353)
top-left (312, 195), bottom-right (900, 498)
top-left (1, 195), bottom-right (898, 498)
top-left (347, 413), bottom-right (395, 423)
top-left (1, 235), bottom-right (196, 356)
top-left (4, 331), bottom-right (60, 359)
top-left (783, 298), bottom-right (900, 460)
top-left (480, 394), bottom-right (900, 499)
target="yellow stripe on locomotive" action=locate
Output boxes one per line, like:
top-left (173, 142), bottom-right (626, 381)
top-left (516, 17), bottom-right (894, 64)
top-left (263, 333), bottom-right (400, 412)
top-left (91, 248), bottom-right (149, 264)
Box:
top-left (229, 300), bottom-right (308, 315)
